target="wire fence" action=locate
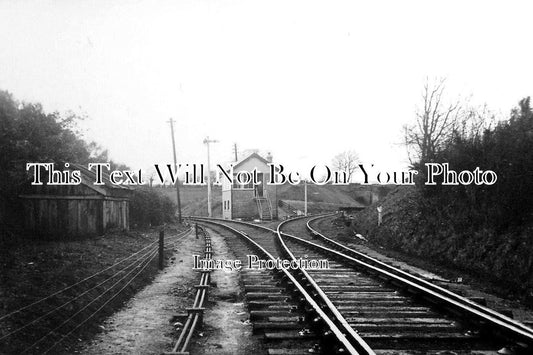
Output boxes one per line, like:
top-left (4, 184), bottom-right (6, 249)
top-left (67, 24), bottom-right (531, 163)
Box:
top-left (0, 227), bottom-right (192, 354)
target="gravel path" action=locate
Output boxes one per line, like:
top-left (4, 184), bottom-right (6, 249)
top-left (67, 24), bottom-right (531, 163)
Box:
top-left (79, 230), bottom-right (203, 355)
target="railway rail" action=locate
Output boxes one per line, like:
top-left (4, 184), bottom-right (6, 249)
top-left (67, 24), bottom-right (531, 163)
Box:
top-left (167, 225), bottom-right (212, 354)
top-left (191, 215), bottom-right (533, 355)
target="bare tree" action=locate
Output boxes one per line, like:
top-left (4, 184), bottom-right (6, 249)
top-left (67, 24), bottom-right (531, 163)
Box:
top-left (404, 78), bottom-right (463, 165)
top-left (457, 103), bottom-right (496, 141)
top-left (332, 150), bottom-right (360, 182)
top-left (147, 168), bottom-right (156, 187)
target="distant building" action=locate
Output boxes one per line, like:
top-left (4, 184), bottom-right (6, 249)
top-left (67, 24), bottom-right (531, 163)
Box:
top-left (221, 152), bottom-right (278, 221)
top-left (19, 164), bottom-right (132, 237)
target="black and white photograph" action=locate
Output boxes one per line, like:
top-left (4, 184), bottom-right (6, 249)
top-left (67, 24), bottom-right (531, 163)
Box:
top-left (1, 1), bottom-right (533, 354)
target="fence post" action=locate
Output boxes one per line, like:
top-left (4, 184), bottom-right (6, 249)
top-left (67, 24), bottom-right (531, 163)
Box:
top-left (159, 230), bottom-right (164, 270)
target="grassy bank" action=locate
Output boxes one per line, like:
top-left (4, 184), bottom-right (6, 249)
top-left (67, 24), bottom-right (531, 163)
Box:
top-left (352, 186), bottom-right (533, 303)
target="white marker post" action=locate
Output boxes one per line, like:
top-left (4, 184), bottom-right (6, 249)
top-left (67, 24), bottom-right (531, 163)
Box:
top-left (377, 205), bottom-right (383, 226)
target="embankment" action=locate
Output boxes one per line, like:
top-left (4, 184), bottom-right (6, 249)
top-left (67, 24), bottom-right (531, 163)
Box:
top-left (353, 186), bottom-right (533, 302)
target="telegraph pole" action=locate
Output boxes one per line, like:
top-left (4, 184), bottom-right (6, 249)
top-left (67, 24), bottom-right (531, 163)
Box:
top-left (168, 118), bottom-right (182, 223)
top-left (203, 136), bottom-right (218, 217)
top-left (233, 143), bottom-right (238, 162)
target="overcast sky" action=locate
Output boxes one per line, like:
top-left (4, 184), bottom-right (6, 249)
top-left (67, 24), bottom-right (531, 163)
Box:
top-left (1, 1), bottom-right (532, 177)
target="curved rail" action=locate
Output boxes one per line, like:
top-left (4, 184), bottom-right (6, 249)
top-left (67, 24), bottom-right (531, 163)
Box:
top-left (300, 214), bottom-right (533, 347)
top-left (191, 217), bottom-right (368, 355)
top-left (275, 218), bottom-right (375, 355)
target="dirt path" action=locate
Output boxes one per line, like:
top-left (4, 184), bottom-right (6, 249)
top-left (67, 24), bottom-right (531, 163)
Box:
top-left (79, 230), bottom-right (203, 355)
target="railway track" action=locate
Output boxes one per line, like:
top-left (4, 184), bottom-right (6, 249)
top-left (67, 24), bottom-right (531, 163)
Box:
top-left (190, 215), bottom-right (533, 355)
top-left (193, 221), bottom-right (369, 354)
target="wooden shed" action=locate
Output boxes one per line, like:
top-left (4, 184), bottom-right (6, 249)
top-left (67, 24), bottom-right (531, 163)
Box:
top-left (19, 164), bottom-right (132, 237)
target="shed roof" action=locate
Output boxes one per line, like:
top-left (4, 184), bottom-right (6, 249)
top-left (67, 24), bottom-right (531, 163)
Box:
top-left (74, 163), bottom-right (133, 193)
top-left (70, 163), bottom-right (134, 196)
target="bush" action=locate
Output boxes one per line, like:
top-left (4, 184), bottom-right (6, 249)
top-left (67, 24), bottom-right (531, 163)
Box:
top-left (129, 187), bottom-right (176, 227)
top-left (426, 97), bottom-right (533, 231)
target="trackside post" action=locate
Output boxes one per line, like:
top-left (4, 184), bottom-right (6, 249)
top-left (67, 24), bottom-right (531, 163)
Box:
top-left (159, 230), bottom-right (164, 270)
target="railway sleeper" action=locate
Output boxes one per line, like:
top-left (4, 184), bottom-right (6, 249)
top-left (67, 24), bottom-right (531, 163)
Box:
top-left (267, 347), bottom-right (322, 355)
top-left (332, 299), bottom-right (409, 306)
top-left (250, 310), bottom-right (300, 320)
top-left (341, 309), bottom-right (438, 318)
top-left (246, 293), bottom-right (289, 300)
top-left (325, 291), bottom-right (402, 298)
top-left (362, 331), bottom-right (496, 351)
top-left (253, 321), bottom-right (306, 332)
top-left (244, 285), bottom-right (287, 292)
top-left (318, 284), bottom-right (387, 290)
top-left (263, 330), bottom-right (317, 341)
top-left (266, 338), bottom-right (323, 355)
top-left (347, 317), bottom-right (453, 324)
top-left (350, 322), bottom-right (460, 332)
